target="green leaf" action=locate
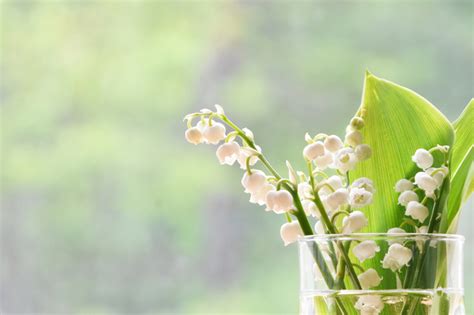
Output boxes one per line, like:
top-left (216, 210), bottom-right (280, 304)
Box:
top-left (349, 72), bottom-right (454, 288)
top-left (440, 100), bottom-right (474, 233)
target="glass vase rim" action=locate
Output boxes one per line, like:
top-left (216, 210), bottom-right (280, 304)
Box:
top-left (298, 232), bottom-right (464, 242)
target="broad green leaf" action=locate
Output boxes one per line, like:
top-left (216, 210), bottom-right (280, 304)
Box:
top-left (440, 100), bottom-right (474, 233)
top-left (349, 72), bottom-right (454, 288)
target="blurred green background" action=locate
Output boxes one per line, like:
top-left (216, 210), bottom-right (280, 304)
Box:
top-left (1, 1), bottom-right (472, 314)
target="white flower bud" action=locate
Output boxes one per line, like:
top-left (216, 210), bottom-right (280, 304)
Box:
top-left (342, 211), bottom-right (368, 234)
top-left (350, 117), bottom-right (365, 130)
top-left (203, 122), bottom-right (226, 144)
top-left (242, 127), bottom-right (254, 140)
top-left (355, 295), bottom-right (384, 315)
top-left (214, 104), bottom-right (225, 115)
top-left (314, 152), bottom-right (334, 170)
top-left (302, 199), bottom-right (320, 218)
top-left (395, 179), bottom-right (414, 193)
top-left (241, 170), bottom-right (267, 194)
top-left (314, 220), bottom-right (326, 234)
top-left (249, 183), bottom-right (274, 206)
top-left (324, 135), bottom-right (343, 152)
top-left (382, 243), bottom-right (413, 271)
top-left (349, 188), bottom-right (373, 208)
top-left (266, 190), bottom-right (294, 214)
top-left (303, 141), bottom-right (325, 161)
top-left (280, 221), bottom-right (303, 246)
top-left (352, 177), bottom-right (375, 193)
top-left (355, 144), bottom-right (372, 161)
top-left (398, 190), bottom-right (419, 206)
top-left (326, 188), bottom-right (349, 210)
top-left (414, 172), bottom-right (438, 193)
top-left (412, 148), bottom-right (434, 170)
top-left (345, 130), bottom-right (363, 147)
top-left (405, 201), bottom-right (429, 223)
top-left (358, 268), bottom-right (383, 290)
top-left (333, 148), bottom-right (357, 173)
top-left (353, 240), bottom-right (380, 262)
top-left (185, 127), bottom-right (204, 145)
top-left (216, 141), bottom-right (240, 165)
top-left (387, 227), bottom-right (406, 245)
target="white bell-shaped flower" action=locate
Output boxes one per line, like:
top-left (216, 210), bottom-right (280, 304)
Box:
top-left (324, 135), bottom-right (343, 152)
top-left (318, 175), bottom-right (344, 196)
top-left (387, 227), bottom-right (406, 245)
top-left (185, 127), bottom-right (203, 145)
top-left (353, 240), bottom-right (380, 262)
top-left (395, 179), bottom-right (414, 193)
top-left (358, 268), bottom-right (383, 289)
top-left (398, 190), bottom-right (419, 206)
top-left (355, 295), bottom-right (384, 315)
top-left (414, 172), bottom-right (438, 194)
top-left (345, 130), bottom-right (363, 147)
top-left (203, 122), bottom-right (226, 144)
top-left (349, 188), bottom-right (373, 208)
top-left (333, 148), bottom-right (357, 173)
top-left (216, 141), bottom-right (240, 165)
top-left (280, 221), bottom-right (303, 246)
top-left (302, 199), bottom-right (320, 218)
top-left (426, 166), bottom-right (448, 187)
top-left (326, 188), bottom-right (349, 211)
top-left (342, 211), bottom-right (368, 233)
top-left (382, 243), bottom-right (413, 271)
top-left (405, 201), bottom-right (429, 223)
top-left (352, 177), bottom-right (375, 193)
top-left (266, 190), bottom-right (294, 214)
top-left (303, 141), bottom-right (325, 161)
top-left (249, 183), bottom-right (275, 206)
top-left (412, 148), bottom-right (433, 170)
top-left (355, 144), bottom-right (372, 161)
top-left (314, 152), bottom-right (334, 170)
top-left (241, 170), bottom-right (267, 194)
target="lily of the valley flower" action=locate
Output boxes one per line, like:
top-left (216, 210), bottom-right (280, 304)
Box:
top-left (382, 243), bottom-right (413, 271)
top-left (395, 179), bottom-right (414, 193)
top-left (353, 240), bottom-right (380, 262)
top-left (352, 177), bottom-right (375, 193)
top-left (345, 130), bottom-right (363, 147)
top-left (203, 121), bottom-right (226, 144)
top-left (398, 190), bottom-right (419, 206)
top-left (185, 127), bottom-right (203, 145)
top-left (303, 141), bottom-right (325, 161)
top-left (318, 175), bottom-right (344, 196)
top-left (298, 182), bottom-right (313, 200)
top-left (280, 221), bottom-right (303, 246)
top-left (414, 171), bottom-right (438, 194)
top-left (387, 227), bottom-right (407, 245)
top-left (241, 170), bottom-right (267, 194)
top-left (324, 135), bottom-right (344, 152)
top-left (314, 152), bottom-right (333, 170)
top-left (358, 268), bottom-right (383, 289)
top-left (314, 220), bottom-right (326, 234)
top-left (266, 190), bottom-right (294, 214)
top-left (426, 166), bottom-right (449, 187)
top-left (333, 148), bottom-right (357, 172)
top-left (216, 141), bottom-right (240, 165)
top-left (355, 295), bottom-right (384, 315)
top-left (405, 201), bottom-right (430, 223)
top-left (349, 188), bottom-right (373, 208)
top-left (302, 199), bottom-right (320, 218)
top-left (326, 188), bottom-right (349, 210)
top-left (355, 144), bottom-right (372, 161)
top-left (249, 183), bottom-right (274, 206)
top-left (237, 145), bottom-right (261, 170)
top-left (412, 148), bottom-right (434, 170)
top-left (342, 211), bottom-right (368, 233)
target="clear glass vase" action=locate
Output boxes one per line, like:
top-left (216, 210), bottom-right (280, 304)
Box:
top-left (298, 233), bottom-right (464, 315)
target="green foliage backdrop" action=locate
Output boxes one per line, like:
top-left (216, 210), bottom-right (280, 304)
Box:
top-left (1, 1), bottom-right (472, 313)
